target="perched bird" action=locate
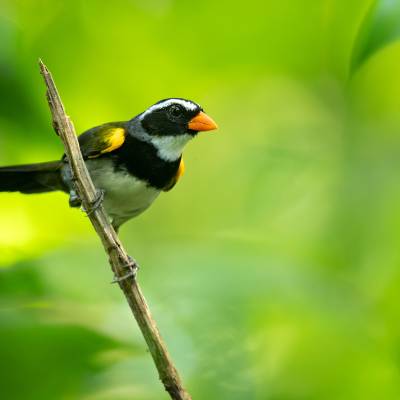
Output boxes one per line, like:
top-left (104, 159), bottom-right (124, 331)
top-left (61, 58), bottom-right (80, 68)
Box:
top-left (0, 98), bottom-right (217, 231)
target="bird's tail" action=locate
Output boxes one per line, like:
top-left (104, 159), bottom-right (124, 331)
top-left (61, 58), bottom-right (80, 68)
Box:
top-left (0, 161), bottom-right (66, 194)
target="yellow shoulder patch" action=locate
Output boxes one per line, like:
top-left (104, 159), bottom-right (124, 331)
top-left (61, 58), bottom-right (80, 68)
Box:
top-left (177, 158), bottom-right (185, 180)
top-left (87, 127), bottom-right (126, 159)
top-left (101, 127), bottom-right (126, 154)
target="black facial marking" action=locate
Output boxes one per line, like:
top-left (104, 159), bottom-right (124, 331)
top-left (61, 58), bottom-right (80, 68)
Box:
top-left (141, 99), bottom-right (201, 137)
top-left (168, 104), bottom-right (184, 119)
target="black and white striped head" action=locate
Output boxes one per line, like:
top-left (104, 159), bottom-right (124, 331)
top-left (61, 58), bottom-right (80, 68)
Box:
top-left (135, 98), bottom-right (217, 161)
top-left (139, 98), bottom-right (217, 137)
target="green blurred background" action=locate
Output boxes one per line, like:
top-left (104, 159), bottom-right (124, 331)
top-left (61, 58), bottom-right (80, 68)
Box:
top-left (1, 0), bottom-right (400, 399)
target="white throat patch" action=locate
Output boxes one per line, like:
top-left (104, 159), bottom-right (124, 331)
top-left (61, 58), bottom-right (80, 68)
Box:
top-left (150, 134), bottom-right (192, 161)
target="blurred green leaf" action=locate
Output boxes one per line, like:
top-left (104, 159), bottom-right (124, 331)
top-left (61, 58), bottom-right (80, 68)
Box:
top-left (0, 324), bottom-right (121, 400)
top-left (351, 0), bottom-right (400, 72)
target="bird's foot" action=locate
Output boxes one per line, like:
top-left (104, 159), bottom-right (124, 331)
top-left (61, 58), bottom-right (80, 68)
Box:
top-left (69, 190), bottom-right (82, 208)
top-left (111, 256), bottom-right (139, 283)
top-left (84, 189), bottom-right (105, 216)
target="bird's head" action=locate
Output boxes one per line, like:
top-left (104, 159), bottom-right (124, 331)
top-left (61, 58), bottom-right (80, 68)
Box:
top-left (140, 98), bottom-right (217, 137)
top-left (134, 98), bottom-right (218, 161)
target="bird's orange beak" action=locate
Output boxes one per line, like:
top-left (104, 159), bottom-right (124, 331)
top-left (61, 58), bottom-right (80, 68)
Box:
top-left (188, 111), bottom-right (218, 132)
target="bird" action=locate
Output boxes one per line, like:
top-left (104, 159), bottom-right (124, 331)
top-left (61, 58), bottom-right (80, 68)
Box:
top-left (0, 98), bottom-right (218, 232)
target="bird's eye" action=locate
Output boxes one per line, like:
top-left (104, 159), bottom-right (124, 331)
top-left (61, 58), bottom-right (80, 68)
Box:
top-left (168, 105), bottom-right (183, 118)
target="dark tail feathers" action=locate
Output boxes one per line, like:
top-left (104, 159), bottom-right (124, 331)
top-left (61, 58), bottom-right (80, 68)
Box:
top-left (0, 161), bottom-right (66, 194)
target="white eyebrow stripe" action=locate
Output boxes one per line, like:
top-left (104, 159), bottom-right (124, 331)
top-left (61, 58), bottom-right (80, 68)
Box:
top-left (140, 98), bottom-right (198, 119)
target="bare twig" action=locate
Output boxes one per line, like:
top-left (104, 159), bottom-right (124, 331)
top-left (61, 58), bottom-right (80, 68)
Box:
top-left (39, 59), bottom-right (192, 400)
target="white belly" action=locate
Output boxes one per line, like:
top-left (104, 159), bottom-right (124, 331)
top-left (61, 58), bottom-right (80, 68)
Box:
top-left (87, 159), bottom-right (160, 227)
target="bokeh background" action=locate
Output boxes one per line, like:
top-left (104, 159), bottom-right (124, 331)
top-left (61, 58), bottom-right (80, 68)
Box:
top-left (1, 0), bottom-right (400, 399)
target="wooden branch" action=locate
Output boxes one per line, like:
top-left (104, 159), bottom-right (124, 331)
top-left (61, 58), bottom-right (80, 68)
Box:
top-left (39, 60), bottom-right (192, 400)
